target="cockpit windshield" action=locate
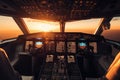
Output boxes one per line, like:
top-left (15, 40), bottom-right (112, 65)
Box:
top-left (65, 18), bottom-right (101, 34)
top-left (0, 16), bottom-right (23, 40)
top-left (23, 18), bottom-right (101, 34)
top-left (0, 15), bottom-right (120, 42)
top-left (23, 17), bottom-right (120, 42)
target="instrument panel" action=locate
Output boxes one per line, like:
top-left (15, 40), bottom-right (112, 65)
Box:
top-left (19, 32), bottom-right (104, 54)
top-left (17, 32), bottom-right (111, 80)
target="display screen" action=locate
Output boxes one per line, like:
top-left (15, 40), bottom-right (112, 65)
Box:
top-left (67, 55), bottom-right (75, 63)
top-left (56, 42), bottom-right (65, 52)
top-left (35, 41), bottom-right (43, 48)
top-left (46, 41), bottom-right (55, 52)
top-left (25, 41), bottom-right (33, 52)
top-left (46, 55), bottom-right (54, 62)
top-left (89, 42), bottom-right (97, 53)
top-left (79, 42), bottom-right (87, 50)
top-left (67, 42), bottom-right (76, 53)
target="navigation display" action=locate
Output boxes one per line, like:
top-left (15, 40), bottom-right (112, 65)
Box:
top-left (67, 42), bottom-right (76, 53)
top-left (79, 42), bottom-right (87, 50)
top-left (46, 41), bottom-right (55, 52)
top-left (35, 41), bottom-right (43, 48)
top-left (56, 42), bottom-right (65, 52)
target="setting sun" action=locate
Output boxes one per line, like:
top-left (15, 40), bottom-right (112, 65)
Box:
top-left (37, 23), bottom-right (56, 32)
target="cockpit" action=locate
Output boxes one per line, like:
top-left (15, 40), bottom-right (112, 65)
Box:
top-left (11, 32), bottom-right (112, 80)
top-left (0, 0), bottom-right (120, 80)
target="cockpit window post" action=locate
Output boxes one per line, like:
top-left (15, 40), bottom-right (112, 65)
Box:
top-left (60, 20), bottom-right (65, 33)
top-left (13, 17), bottom-right (30, 35)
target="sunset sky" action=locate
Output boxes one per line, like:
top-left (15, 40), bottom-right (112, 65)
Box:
top-left (24, 17), bottom-right (120, 33)
top-left (0, 16), bottom-right (120, 40)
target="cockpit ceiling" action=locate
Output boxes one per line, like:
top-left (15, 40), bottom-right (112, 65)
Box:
top-left (0, 0), bottom-right (120, 21)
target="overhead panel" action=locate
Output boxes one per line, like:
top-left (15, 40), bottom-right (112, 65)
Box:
top-left (0, 0), bottom-right (120, 21)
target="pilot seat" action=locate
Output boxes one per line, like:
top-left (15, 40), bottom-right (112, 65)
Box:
top-left (0, 48), bottom-right (21, 80)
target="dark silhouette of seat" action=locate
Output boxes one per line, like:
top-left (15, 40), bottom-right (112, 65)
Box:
top-left (97, 43), bottom-right (120, 80)
top-left (0, 48), bottom-right (21, 80)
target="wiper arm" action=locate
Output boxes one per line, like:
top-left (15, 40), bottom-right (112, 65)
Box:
top-left (94, 17), bottom-right (113, 35)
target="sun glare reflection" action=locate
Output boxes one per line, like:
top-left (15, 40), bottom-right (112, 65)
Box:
top-left (23, 18), bottom-right (60, 33)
